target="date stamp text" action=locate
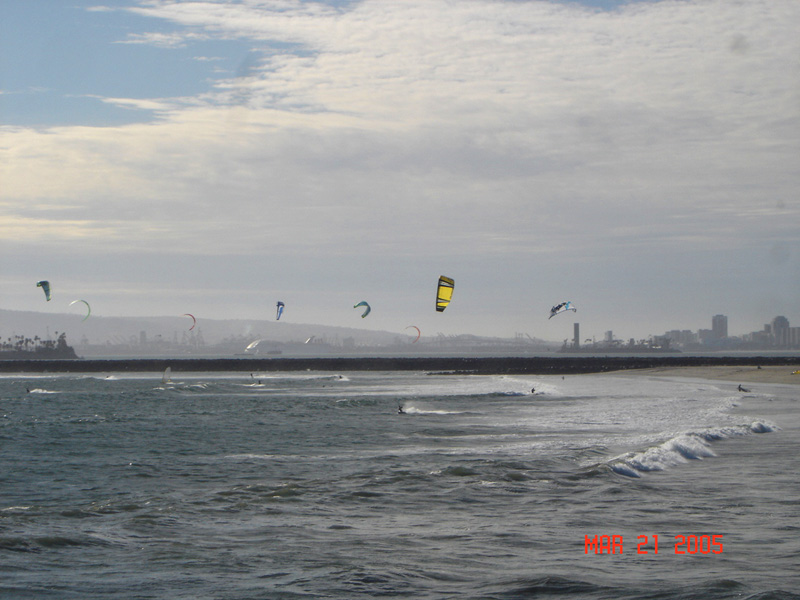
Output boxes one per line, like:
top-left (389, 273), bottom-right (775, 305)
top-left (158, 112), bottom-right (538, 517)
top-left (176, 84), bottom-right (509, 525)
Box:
top-left (585, 534), bottom-right (723, 555)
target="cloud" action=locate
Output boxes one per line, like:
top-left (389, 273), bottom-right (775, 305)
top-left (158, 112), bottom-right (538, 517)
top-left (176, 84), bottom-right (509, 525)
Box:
top-left (119, 30), bottom-right (209, 47)
top-left (87, 95), bottom-right (176, 112)
top-left (1, 0), bottom-right (798, 335)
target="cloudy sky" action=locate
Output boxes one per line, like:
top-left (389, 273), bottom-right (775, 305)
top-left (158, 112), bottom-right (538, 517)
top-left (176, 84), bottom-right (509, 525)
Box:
top-left (1, 0), bottom-right (798, 342)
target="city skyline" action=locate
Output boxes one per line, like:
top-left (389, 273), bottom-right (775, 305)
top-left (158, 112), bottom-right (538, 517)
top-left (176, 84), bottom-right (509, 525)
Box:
top-left (3, 308), bottom-right (799, 356)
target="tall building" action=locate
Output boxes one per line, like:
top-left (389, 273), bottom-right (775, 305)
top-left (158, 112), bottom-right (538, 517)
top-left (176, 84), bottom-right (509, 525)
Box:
top-left (772, 316), bottom-right (790, 345)
top-left (712, 314), bottom-right (728, 339)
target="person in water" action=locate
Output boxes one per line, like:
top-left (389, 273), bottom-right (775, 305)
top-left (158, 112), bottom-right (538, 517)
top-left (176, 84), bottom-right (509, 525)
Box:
top-left (738, 384), bottom-right (750, 392)
top-left (398, 405), bottom-right (405, 414)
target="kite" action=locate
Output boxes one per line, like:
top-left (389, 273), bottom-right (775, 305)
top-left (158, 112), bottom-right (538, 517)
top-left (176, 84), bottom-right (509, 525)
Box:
top-left (436, 276), bottom-right (454, 312)
top-left (354, 301), bottom-right (371, 318)
top-left (276, 301), bottom-right (285, 321)
top-left (406, 325), bottom-right (421, 343)
top-left (549, 301), bottom-right (577, 319)
top-left (183, 313), bottom-right (197, 330)
top-left (69, 299), bottom-right (91, 321)
top-left (37, 280), bottom-right (51, 301)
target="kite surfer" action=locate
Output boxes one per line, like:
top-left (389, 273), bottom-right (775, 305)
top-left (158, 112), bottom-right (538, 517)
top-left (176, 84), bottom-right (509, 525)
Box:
top-left (398, 405), bottom-right (405, 414)
top-left (738, 384), bottom-right (750, 392)
top-left (549, 301), bottom-right (576, 319)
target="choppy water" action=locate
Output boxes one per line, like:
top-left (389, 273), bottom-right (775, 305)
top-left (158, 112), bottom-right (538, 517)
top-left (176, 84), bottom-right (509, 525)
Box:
top-left (1, 370), bottom-right (798, 599)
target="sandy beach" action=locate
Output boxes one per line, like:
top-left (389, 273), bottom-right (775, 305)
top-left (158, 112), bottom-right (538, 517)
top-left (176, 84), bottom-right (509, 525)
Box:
top-left (617, 365), bottom-right (800, 385)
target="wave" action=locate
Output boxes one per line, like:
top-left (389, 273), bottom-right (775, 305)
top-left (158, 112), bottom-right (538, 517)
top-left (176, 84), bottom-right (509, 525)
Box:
top-left (1, 506), bottom-right (33, 513)
top-left (334, 397), bottom-right (380, 407)
top-left (0, 533), bottom-right (112, 554)
top-left (158, 382), bottom-right (214, 393)
top-left (249, 373), bottom-right (350, 382)
top-left (224, 453), bottom-right (279, 461)
top-left (399, 405), bottom-right (464, 415)
top-left (607, 420), bottom-right (779, 477)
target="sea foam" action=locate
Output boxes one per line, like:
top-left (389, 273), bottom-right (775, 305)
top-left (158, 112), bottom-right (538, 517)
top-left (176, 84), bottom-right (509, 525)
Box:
top-left (607, 420), bottom-right (778, 477)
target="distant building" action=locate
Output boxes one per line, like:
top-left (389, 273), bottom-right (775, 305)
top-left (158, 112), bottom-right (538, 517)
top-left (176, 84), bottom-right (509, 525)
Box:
top-left (768, 316), bottom-right (800, 347)
top-left (665, 330), bottom-right (698, 346)
top-left (772, 316), bottom-right (789, 345)
top-left (745, 326), bottom-right (771, 345)
top-left (712, 314), bottom-right (728, 339)
top-left (659, 314), bottom-right (798, 350)
top-left (698, 329), bottom-right (713, 344)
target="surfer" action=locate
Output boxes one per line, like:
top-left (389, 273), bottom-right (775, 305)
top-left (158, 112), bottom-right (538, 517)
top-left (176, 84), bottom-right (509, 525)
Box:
top-left (530, 387), bottom-right (535, 394)
top-left (398, 405), bottom-right (405, 414)
top-left (738, 384), bottom-right (750, 392)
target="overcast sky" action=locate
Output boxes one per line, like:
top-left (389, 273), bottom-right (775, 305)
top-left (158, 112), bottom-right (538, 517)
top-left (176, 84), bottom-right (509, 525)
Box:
top-left (1, 0), bottom-right (798, 342)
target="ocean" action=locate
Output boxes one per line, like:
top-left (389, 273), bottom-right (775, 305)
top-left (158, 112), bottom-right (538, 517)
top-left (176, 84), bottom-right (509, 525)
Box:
top-left (1, 370), bottom-right (798, 599)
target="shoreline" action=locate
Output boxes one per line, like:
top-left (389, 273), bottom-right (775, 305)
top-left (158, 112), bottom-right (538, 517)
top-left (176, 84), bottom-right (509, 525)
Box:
top-left (1, 355), bottom-right (798, 378)
top-left (611, 365), bottom-right (800, 386)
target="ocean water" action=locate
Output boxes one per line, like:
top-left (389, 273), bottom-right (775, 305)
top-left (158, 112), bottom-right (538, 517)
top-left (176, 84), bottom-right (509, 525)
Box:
top-left (1, 370), bottom-right (798, 599)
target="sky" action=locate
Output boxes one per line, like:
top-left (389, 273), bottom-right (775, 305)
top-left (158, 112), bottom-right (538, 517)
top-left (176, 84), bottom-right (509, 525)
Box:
top-left (1, 0), bottom-right (798, 343)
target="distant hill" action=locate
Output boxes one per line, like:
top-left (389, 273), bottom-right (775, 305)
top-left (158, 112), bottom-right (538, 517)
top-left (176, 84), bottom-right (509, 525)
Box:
top-left (0, 309), bottom-right (410, 348)
top-left (0, 309), bottom-right (555, 358)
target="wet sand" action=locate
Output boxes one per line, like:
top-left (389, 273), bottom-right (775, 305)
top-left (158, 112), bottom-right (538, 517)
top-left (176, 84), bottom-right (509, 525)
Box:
top-left (616, 365), bottom-right (800, 385)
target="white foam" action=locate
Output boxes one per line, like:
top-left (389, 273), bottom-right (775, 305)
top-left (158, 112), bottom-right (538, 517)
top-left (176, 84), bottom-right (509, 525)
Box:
top-left (607, 420), bottom-right (779, 477)
top-left (401, 405), bottom-right (462, 415)
top-left (224, 453), bottom-right (278, 461)
top-left (1, 505), bottom-right (33, 512)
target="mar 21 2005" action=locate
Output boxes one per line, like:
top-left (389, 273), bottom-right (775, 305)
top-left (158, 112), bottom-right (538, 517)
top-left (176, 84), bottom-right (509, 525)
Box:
top-left (585, 534), bottom-right (724, 555)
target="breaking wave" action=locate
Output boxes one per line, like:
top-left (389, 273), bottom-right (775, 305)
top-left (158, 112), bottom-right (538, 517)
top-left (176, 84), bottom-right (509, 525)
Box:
top-left (607, 420), bottom-right (779, 477)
